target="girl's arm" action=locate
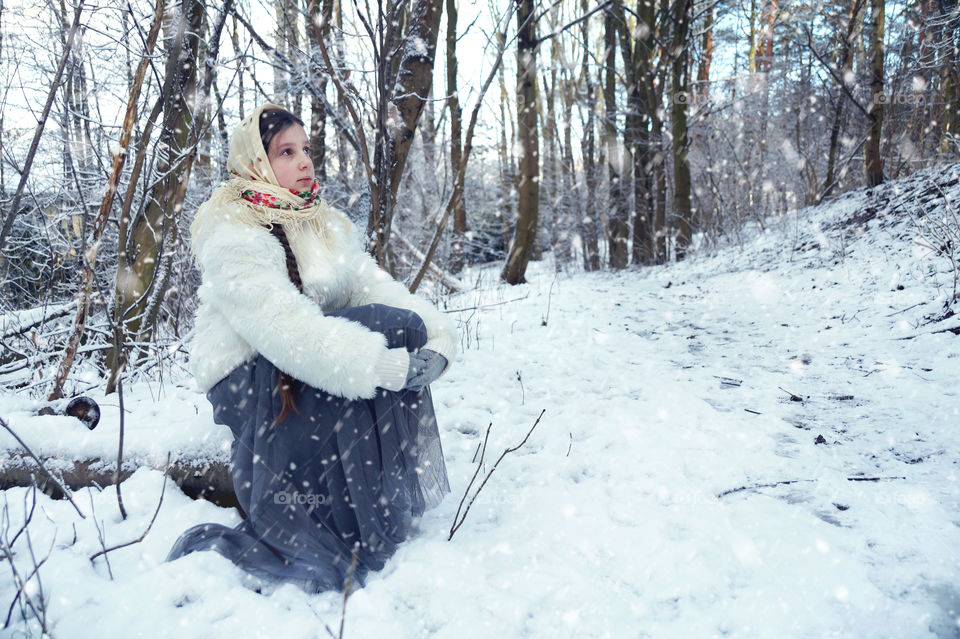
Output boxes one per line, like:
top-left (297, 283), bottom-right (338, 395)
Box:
top-left (196, 221), bottom-right (400, 399)
top-left (348, 242), bottom-right (458, 374)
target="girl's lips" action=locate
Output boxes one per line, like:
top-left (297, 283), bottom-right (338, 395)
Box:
top-left (298, 177), bottom-right (313, 184)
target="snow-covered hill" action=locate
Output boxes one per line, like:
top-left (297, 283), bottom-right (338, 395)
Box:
top-left (1, 164), bottom-right (959, 638)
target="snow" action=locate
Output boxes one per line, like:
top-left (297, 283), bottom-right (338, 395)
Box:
top-left (1, 302), bottom-right (74, 340)
top-left (407, 36), bottom-right (429, 59)
top-left (2, 166), bottom-right (960, 637)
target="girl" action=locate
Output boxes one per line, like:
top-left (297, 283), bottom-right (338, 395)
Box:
top-left (166, 103), bottom-right (457, 594)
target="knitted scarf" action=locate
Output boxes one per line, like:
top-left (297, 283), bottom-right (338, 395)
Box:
top-left (237, 176), bottom-right (321, 211)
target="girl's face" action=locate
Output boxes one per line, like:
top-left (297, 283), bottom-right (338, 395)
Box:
top-left (266, 123), bottom-right (314, 191)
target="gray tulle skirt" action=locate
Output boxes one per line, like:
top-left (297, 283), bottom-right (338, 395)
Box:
top-left (166, 304), bottom-right (450, 593)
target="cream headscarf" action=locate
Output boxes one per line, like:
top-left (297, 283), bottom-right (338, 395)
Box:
top-left (190, 102), bottom-right (350, 257)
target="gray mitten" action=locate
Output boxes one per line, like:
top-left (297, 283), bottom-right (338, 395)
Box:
top-left (403, 349), bottom-right (447, 392)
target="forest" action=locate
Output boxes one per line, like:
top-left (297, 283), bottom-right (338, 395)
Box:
top-left (0, 0), bottom-right (956, 399)
top-left (1, 0), bottom-right (960, 635)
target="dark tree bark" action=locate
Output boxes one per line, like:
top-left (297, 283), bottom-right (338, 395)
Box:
top-left (497, 29), bottom-right (515, 260)
top-left (670, 0), bottom-right (693, 259)
top-left (613, 0), bottom-right (655, 266)
top-left (865, 0), bottom-right (885, 186)
top-left (823, 0), bottom-right (864, 199)
top-left (366, 0), bottom-right (444, 269)
top-left (308, 0), bottom-right (334, 178)
top-left (579, 0), bottom-right (600, 271)
top-left (0, 0), bottom-right (4, 196)
top-left (603, 6), bottom-right (629, 269)
top-left (502, 0), bottom-right (540, 284)
top-left (111, 0), bottom-right (205, 362)
top-left (446, 0), bottom-right (467, 274)
top-left (943, 20), bottom-right (960, 151)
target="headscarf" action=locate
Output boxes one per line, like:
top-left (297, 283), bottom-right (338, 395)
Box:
top-left (190, 103), bottom-right (350, 258)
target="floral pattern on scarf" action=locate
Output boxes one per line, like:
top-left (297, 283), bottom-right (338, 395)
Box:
top-left (232, 171), bottom-right (321, 211)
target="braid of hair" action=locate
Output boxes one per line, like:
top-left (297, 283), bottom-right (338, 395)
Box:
top-left (268, 224), bottom-right (304, 424)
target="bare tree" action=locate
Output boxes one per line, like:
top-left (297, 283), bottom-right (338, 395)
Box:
top-left (602, 4), bottom-right (629, 269)
top-left (308, 0), bottom-right (334, 178)
top-left (865, 0), bottom-right (885, 186)
top-left (369, 0), bottom-right (445, 269)
top-left (502, 0), bottom-right (540, 284)
top-left (446, 0), bottom-right (467, 274)
top-left (579, 0), bottom-right (600, 271)
top-left (105, 0), bottom-right (234, 393)
top-left (670, 0), bottom-right (693, 259)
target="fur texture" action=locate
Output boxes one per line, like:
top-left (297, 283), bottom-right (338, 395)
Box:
top-left (188, 206), bottom-right (458, 399)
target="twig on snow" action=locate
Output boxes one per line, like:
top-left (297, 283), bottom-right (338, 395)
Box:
top-left (717, 475), bottom-right (907, 498)
top-left (449, 410), bottom-right (546, 540)
top-left (90, 453), bottom-right (171, 564)
top-left (325, 543), bottom-right (360, 639)
top-left (778, 386), bottom-right (803, 402)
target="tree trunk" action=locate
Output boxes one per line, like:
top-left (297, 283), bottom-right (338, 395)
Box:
top-left (580, 0), bottom-right (600, 271)
top-left (559, 61), bottom-right (578, 269)
top-left (696, 5), bottom-right (714, 99)
top-left (367, 0), bottom-right (444, 268)
top-left (865, 0), bottom-right (885, 186)
top-left (308, 0), bottom-right (333, 178)
top-left (824, 0), bottom-right (863, 199)
top-left (615, 0), bottom-right (655, 266)
top-left (755, 0), bottom-right (777, 200)
top-left (670, 0), bottom-right (693, 259)
top-left (536, 45), bottom-right (557, 264)
top-left (105, 0), bottom-right (206, 390)
top-left (420, 86), bottom-right (438, 204)
top-left (59, 0), bottom-right (93, 192)
top-left (274, 0), bottom-right (297, 109)
top-left (447, 0), bottom-right (467, 274)
top-left (497, 29), bottom-right (514, 260)
top-left (604, 6), bottom-right (629, 269)
top-left (501, 0), bottom-right (539, 284)
top-left (942, 27), bottom-right (960, 152)
top-left (647, 0), bottom-right (668, 264)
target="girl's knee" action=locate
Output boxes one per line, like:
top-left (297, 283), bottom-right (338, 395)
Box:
top-left (331, 304), bottom-right (426, 349)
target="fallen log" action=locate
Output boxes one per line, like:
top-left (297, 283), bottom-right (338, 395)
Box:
top-left (0, 451), bottom-right (238, 509)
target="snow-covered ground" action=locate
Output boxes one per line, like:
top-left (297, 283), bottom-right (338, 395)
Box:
top-left (2, 165), bottom-right (959, 638)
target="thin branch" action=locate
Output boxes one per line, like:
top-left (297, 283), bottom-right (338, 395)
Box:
top-left (231, 9), bottom-right (361, 154)
top-left (0, 0), bottom-right (86, 256)
top-left (90, 453), bottom-right (170, 562)
top-left (449, 410), bottom-right (546, 540)
top-left (0, 417), bottom-right (85, 519)
top-left (409, 0), bottom-right (517, 292)
top-left (717, 475), bottom-right (907, 498)
top-left (801, 22), bottom-right (869, 118)
top-left (535, 0), bottom-right (611, 45)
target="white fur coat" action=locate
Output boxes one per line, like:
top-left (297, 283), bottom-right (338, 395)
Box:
top-left (188, 206), bottom-right (458, 399)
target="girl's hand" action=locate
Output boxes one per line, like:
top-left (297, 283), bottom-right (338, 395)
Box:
top-left (403, 350), bottom-right (447, 392)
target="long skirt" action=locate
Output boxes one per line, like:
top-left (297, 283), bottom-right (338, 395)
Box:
top-left (166, 304), bottom-right (450, 593)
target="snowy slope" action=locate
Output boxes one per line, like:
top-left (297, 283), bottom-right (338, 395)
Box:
top-left (1, 165), bottom-right (959, 638)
